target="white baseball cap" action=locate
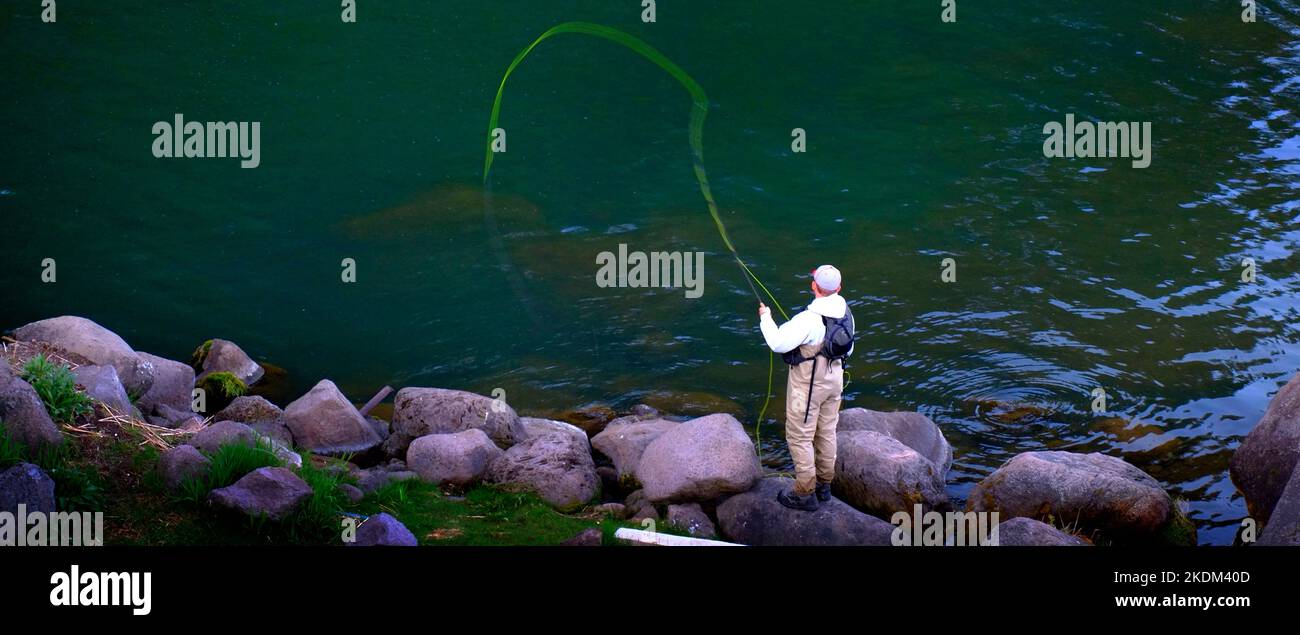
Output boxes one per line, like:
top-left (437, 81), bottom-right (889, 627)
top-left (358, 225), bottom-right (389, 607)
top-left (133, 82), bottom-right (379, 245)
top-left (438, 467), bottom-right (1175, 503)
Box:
top-left (812, 265), bottom-right (842, 292)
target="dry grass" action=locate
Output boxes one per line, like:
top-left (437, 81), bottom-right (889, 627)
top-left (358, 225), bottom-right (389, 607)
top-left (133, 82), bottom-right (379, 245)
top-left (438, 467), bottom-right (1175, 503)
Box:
top-left (60, 404), bottom-right (202, 452)
top-left (1, 336), bottom-right (92, 374)
top-left (4, 336), bottom-right (209, 450)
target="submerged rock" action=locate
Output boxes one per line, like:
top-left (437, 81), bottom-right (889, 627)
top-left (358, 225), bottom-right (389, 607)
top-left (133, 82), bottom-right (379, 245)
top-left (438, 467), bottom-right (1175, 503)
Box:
top-left (968, 450), bottom-right (1172, 540)
top-left (716, 477), bottom-right (894, 546)
top-left (339, 184), bottom-right (543, 241)
top-left (1230, 371), bottom-right (1300, 523)
top-left (208, 467), bottom-right (312, 520)
top-left (635, 413), bottom-right (761, 504)
top-left (640, 391), bottom-right (746, 419)
top-left (552, 404), bottom-right (618, 437)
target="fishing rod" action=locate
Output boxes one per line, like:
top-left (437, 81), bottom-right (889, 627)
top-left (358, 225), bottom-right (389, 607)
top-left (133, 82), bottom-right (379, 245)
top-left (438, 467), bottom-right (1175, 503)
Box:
top-left (481, 21), bottom-right (790, 441)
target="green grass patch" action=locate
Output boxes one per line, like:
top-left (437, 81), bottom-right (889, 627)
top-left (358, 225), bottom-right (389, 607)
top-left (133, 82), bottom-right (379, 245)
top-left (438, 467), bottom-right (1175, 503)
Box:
top-left (8, 423), bottom-right (647, 546)
top-left (0, 426), bottom-right (104, 512)
top-left (356, 479), bottom-right (636, 546)
top-left (176, 438), bottom-right (283, 504)
top-left (21, 354), bottom-right (93, 423)
top-left (0, 425), bottom-right (25, 470)
top-left (280, 458), bottom-right (353, 543)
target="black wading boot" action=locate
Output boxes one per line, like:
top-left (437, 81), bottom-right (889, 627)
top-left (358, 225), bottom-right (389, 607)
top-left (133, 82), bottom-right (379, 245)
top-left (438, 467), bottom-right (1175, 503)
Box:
top-left (777, 488), bottom-right (819, 512)
top-left (815, 482), bottom-right (832, 502)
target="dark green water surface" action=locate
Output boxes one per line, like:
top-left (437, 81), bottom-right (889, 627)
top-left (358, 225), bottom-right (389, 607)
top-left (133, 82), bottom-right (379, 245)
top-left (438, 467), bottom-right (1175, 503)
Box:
top-left (3, 1), bottom-right (1299, 544)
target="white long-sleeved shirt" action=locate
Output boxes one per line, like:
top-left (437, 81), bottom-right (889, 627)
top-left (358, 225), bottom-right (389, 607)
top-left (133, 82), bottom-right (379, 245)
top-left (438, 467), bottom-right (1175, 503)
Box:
top-left (760, 293), bottom-right (850, 354)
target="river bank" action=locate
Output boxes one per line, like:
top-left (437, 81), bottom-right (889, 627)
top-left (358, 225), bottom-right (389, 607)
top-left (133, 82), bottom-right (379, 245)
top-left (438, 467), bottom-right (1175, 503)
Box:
top-left (2, 315), bottom-right (1298, 546)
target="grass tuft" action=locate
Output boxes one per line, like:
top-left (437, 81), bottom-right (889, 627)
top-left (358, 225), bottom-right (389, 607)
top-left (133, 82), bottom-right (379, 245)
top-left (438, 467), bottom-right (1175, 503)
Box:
top-left (21, 354), bottom-right (93, 423)
top-left (177, 438), bottom-right (283, 504)
top-left (281, 458), bottom-right (352, 543)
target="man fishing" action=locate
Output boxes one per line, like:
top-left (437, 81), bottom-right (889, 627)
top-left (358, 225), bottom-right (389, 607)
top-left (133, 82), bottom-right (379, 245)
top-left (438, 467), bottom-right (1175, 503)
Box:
top-left (758, 265), bottom-right (855, 511)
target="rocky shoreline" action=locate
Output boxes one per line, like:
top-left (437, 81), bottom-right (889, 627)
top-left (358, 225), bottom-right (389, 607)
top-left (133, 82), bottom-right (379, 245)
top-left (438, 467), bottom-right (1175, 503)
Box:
top-left (2, 315), bottom-right (1298, 546)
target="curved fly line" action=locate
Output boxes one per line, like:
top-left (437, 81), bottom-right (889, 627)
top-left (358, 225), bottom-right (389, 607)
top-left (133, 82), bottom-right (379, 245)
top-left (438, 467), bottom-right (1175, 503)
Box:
top-left (482, 21), bottom-right (790, 443)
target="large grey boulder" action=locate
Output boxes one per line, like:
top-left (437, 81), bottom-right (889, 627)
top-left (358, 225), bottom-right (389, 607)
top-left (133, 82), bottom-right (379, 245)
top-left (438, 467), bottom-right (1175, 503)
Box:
top-left (406, 429), bottom-right (502, 488)
top-left (635, 414), bottom-right (762, 504)
top-left (283, 380), bottom-right (381, 455)
top-left (0, 462), bottom-right (56, 514)
top-left (486, 430), bottom-right (600, 510)
top-left (208, 467), bottom-right (312, 520)
top-left (838, 408), bottom-right (953, 473)
top-left (996, 517), bottom-right (1089, 546)
top-left (522, 417), bottom-right (590, 451)
top-left (967, 451), bottom-right (1172, 540)
top-left (716, 477), bottom-right (894, 546)
top-left (591, 417), bottom-right (679, 486)
top-left (0, 365), bottom-right (63, 453)
top-left (1230, 372), bottom-right (1300, 523)
top-left (390, 387), bottom-right (526, 452)
top-left (189, 420), bottom-right (258, 455)
top-left (349, 513), bottom-right (418, 546)
top-left (157, 444), bottom-right (212, 490)
top-left (136, 352), bottom-right (194, 414)
top-left (834, 430), bottom-right (950, 519)
top-left (71, 365), bottom-right (133, 416)
top-left (14, 316), bottom-right (153, 397)
top-left (196, 339), bottom-right (264, 386)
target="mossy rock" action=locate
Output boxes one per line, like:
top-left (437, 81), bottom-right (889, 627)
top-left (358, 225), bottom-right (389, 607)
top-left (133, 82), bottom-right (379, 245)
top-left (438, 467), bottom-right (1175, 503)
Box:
top-left (190, 339), bottom-right (214, 368)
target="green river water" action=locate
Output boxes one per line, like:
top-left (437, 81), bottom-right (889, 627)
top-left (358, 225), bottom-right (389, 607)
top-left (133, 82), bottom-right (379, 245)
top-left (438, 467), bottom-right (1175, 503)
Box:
top-left (3, 1), bottom-right (1300, 544)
